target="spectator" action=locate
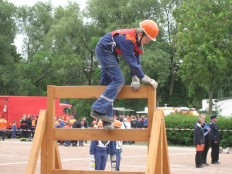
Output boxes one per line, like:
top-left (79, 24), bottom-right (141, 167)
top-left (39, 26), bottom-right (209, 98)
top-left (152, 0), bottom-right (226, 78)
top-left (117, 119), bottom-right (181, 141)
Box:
top-left (200, 114), bottom-right (211, 166)
top-left (131, 116), bottom-right (138, 129)
top-left (0, 116), bottom-right (7, 141)
top-left (31, 115), bottom-right (37, 138)
top-left (193, 116), bottom-right (205, 168)
top-left (20, 114), bottom-right (28, 139)
top-left (72, 118), bottom-right (85, 146)
top-left (69, 116), bottom-right (76, 126)
top-left (142, 115), bottom-right (148, 128)
top-left (209, 114), bottom-right (221, 164)
top-left (122, 118), bottom-right (131, 145)
top-left (92, 120), bottom-right (98, 129)
top-left (59, 116), bottom-right (65, 128)
top-left (82, 117), bottom-right (88, 144)
top-left (11, 120), bottom-right (17, 138)
top-left (55, 118), bottom-right (61, 128)
top-left (69, 116), bottom-right (77, 147)
top-left (136, 117), bottom-right (143, 128)
top-left (110, 120), bottom-right (123, 171)
top-left (63, 122), bottom-right (71, 146)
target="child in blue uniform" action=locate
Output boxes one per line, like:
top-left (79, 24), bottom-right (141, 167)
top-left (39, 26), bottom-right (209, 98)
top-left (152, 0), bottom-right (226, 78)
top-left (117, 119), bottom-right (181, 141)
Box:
top-left (110, 120), bottom-right (123, 171)
top-left (89, 120), bottom-right (110, 170)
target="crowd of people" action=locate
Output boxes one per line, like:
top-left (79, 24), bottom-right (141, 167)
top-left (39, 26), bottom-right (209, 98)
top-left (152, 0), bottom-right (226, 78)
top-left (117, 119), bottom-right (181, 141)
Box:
top-left (54, 114), bottom-right (148, 147)
top-left (0, 114), bottom-right (38, 140)
top-left (18, 114), bottom-right (38, 140)
top-left (0, 112), bottom-right (147, 142)
top-left (193, 114), bottom-right (221, 168)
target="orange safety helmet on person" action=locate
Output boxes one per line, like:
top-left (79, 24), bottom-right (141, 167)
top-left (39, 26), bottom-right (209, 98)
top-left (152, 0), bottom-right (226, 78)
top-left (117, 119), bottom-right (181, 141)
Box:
top-left (113, 120), bottom-right (122, 128)
top-left (112, 29), bottom-right (144, 56)
top-left (139, 19), bottom-right (159, 41)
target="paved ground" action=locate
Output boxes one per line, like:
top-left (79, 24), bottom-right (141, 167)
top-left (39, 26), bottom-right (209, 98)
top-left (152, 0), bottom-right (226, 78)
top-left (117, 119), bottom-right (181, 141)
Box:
top-left (0, 139), bottom-right (231, 174)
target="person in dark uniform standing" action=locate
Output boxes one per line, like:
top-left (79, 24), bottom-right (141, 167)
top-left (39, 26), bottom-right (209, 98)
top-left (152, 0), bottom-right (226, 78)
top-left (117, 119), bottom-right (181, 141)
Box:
top-left (71, 119), bottom-right (81, 146)
top-left (209, 114), bottom-right (221, 164)
top-left (201, 114), bottom-right (211, 166)
top-left (193, 116), bottom-right (205, 168)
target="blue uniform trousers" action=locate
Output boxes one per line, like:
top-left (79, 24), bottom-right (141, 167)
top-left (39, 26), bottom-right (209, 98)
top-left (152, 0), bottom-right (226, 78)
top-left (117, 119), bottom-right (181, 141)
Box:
top-left (91, 42), bottom-right (125, 117)
top-left (94, 150), bottom-right (108, 170)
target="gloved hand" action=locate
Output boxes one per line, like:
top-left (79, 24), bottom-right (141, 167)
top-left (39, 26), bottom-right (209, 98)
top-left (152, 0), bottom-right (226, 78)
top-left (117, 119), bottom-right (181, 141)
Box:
top-left (89, 155), bottom-right (95, 170)
top-left (89, 161), bottom-right (95, 170)
top-left (90, 155), bottom-right (95, 162)
top-left (142, 75), bottom-right (158, 89)
top-left (130, 75), bottom-right (141, 90)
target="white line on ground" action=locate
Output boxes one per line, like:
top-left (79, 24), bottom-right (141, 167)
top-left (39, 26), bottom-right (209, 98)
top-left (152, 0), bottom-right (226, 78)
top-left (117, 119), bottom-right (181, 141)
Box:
top-left (172, 168), bottom-right (230, 173)
top-left (121, 164), bottom-right (145, 168)
top-left (61, 158), bottom-right (89, 162)
top-left (169, 152), bottom-right (193, 156)
top-left (0, 162), bottom-right (27, 166)
top-left (0, 155), bottom-right (12, 157)
top-left (170, 164), bottom-right (188, 168)
top-left (123, 155), bottom-right (146, 158)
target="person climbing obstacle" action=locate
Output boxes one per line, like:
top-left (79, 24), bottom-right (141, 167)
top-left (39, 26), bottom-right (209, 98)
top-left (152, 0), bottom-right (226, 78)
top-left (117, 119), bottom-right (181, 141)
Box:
top-left (91, 19), bottom-right (159, 129)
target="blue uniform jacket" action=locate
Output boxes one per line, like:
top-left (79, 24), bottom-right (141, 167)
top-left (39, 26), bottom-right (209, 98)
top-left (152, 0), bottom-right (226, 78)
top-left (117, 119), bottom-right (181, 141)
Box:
top-left (90, 140), bottom-right (110, 155)
top-left (109, 141), bottom-right (122, 155)
top-left (98, 32), bottom-right (145, 78)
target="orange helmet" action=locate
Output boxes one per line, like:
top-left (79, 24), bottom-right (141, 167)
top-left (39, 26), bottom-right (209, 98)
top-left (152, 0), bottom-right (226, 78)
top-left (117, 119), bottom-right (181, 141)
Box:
top-left (113, 120), bottom-right (122, 128)
top-left (139, 19), bottom-right (159, 41)
top-left (97, 120), bottom-right (103, 127)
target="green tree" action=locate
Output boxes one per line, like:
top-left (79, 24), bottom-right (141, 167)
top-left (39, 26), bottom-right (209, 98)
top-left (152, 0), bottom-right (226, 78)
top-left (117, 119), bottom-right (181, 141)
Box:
top-left (47, 2), bottom-right (100, 86)
top-left (174, 0), bottom-right (232, 112)
top-left (0, 0), bottom-right (20, 95)
top-left (15, 1), bottom-right (54, 95)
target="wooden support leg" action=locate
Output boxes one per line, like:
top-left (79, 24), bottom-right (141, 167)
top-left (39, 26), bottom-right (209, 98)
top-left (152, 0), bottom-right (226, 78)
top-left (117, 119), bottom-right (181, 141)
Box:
top-left (25, 110), bottom-right (47, 174)
top-left (55, 142), bottom-right (62, 169)
top-left (146, 110), bottom-right (162, 174)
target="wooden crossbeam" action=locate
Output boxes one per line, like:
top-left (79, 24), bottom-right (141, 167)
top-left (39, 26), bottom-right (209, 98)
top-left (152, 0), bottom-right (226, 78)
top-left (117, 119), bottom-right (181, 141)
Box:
top-left (53, 170), bottom-right (145, 174)
top-left (53, 85), bottom-right (149, 99)
top-left (53, 128), bottom-right (149, 141)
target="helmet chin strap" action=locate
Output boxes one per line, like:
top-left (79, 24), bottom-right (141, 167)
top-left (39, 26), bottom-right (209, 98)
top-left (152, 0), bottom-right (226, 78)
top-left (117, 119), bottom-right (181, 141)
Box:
top-left (139, 32), bottom-right (146, 46)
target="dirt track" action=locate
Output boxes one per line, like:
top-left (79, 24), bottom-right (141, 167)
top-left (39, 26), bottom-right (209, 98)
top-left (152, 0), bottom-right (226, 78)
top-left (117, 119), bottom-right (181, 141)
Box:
top-left (0, 139), bottom-right (231, 174)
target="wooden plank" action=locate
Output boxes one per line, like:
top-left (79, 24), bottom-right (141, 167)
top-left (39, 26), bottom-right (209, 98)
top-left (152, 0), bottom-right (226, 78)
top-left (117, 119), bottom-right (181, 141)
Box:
top-left (145, 110), bottom-right (162, 174)
top-left (147, 86), bottom-right (156, 131)
top-left (147, 86), bottom-right (156, 149)
top-left (41, 116), bottom-right (48, 174)
top-left (25, 110), bottom-right (47, 174)
top-left (47, 86), bottom-right (56, 174)
top-left (55, 142), bottom-right (62, 169)
top-left (53, 128), bottom-right (149, 141)
top-left (155, 117), bottom-right (163, 174)
top-left (53, 85), bottom-right (149, 99)
top-left (163, 119), bottom-right (171, 174)
top-left (53, 170), bottom-right (145, 174)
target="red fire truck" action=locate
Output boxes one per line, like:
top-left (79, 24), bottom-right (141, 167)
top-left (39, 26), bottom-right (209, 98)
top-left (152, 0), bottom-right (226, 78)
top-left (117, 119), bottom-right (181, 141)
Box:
top-left (0, 96), bottom-right (72, 129)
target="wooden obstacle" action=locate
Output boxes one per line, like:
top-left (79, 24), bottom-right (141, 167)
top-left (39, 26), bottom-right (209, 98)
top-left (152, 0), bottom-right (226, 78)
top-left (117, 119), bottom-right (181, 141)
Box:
top-left (25, 85), bottom-right (171, 174)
